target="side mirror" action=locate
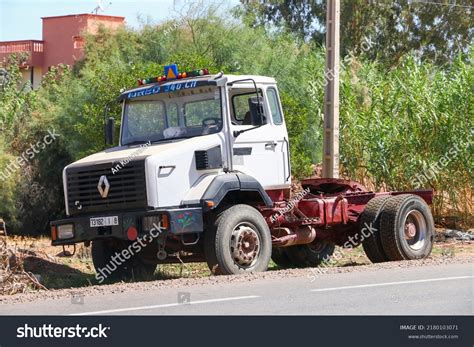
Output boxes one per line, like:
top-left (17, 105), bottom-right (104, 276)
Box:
top-left (105, 117), bottom-right (115, 146)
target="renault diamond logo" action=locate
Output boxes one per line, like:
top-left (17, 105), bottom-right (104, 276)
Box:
top-left (97, 175), bottom-right (110, 198)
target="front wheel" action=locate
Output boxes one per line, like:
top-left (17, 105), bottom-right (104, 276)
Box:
top-left (204, 204), bottom-right (272, 275)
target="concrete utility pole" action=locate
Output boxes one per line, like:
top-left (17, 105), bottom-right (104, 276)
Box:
top-left (322, 0), bottom-right (340, 178)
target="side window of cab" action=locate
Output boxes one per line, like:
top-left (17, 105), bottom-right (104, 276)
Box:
top-left (231, 90), bottom-right (267, 126)
top-left (266, 87), bottom-right (283, 125)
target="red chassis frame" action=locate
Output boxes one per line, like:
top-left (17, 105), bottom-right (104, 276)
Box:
top-left (260, 178), bottom-right (434, 248)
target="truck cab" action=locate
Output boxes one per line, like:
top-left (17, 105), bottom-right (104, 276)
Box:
top-left (51, 67), bottom-right (291, 280)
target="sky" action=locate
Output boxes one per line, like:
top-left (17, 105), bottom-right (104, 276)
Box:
top-left (0, 0), bottom-right (239, 41)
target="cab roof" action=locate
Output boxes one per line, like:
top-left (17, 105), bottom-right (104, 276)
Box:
top-left (118, 73), bottom-right (277, 101)
top-left (225, 74), bottom-right (277, 84)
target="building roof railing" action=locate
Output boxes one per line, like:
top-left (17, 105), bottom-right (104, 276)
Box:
top-left (0, 40), bottom-right (44, 67)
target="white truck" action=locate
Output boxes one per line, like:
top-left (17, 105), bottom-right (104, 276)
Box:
top-left (51, 66), bottom-right (435, 281)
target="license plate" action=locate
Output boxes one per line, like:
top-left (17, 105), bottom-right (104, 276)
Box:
top-left (90, 216), bottom-right (119, 228)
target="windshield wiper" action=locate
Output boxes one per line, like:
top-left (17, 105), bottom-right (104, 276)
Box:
top-left (150, 138), bottom-right (180, 144)
top-left (123, 140), bottom-right (149, 147)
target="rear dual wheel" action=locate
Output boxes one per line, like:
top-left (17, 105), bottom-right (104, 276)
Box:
top-left (360, 194), bottom-right (434, 263)
top-left (360, 196), bottom-right (391, 263)
top-left (271, 241), bottom-right (335, 269)
top-left (271, 247), bottom-right (293, 268)
top-left (380, 194), bottom-right (434, 260)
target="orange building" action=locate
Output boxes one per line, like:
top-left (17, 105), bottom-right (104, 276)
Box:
top-left (0, 14), bottom-right (125, 89)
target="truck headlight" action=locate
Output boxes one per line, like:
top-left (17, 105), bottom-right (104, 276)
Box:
top-left (57, 224), bottom-right (74, 239)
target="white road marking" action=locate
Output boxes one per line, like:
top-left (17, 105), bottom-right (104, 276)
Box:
top-left (310, 275), bottom-right (474, 292)
top-left (70, 295), bottom-right (260, 316)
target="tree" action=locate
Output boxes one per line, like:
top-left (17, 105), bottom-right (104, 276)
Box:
top-left (239, 0), bottom-right (474, 65)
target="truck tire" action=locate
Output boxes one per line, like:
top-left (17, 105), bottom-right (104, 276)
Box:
top-left (380, 194), bottom-right (434, 261)
top-left (91, 239), bottom-right (156, 282)
top-left (271, 248), bottom-right (293, 269)
top-left (285, 241), bottom-right (335, 268)
top-left (204, 204), bottom-right (272, 275)
top-left (360, 196), bottom-right (391, 263)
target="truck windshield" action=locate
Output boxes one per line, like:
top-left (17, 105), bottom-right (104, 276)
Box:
top-left (121, 86), bottom-right (222, 146)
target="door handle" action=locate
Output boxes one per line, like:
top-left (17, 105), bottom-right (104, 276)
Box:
top-left (265, 142), bottom-right (277, 150)
top-left (284, 137), bottom-right (291, 182)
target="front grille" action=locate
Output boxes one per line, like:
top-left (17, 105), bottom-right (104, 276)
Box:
top-left (66, 160), bottom-right (147, 216)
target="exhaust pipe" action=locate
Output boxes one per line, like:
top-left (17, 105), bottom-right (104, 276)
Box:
top-left (272, 226), bottom-right (316, 247)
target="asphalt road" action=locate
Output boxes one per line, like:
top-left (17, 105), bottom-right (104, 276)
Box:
top-left (0, 263), bottom-right (472, 315)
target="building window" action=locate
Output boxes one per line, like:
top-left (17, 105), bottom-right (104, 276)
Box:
top-left (73, 36), bottom-right (85, 49)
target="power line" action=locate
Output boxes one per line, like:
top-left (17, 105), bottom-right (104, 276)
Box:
top-left (408, 0), bottom-right (474, 9)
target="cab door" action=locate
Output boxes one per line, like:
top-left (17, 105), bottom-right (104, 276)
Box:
top-left (265, 86), bottom-right (291, 188)
top-left (230, 85), bottom-right (290, 191)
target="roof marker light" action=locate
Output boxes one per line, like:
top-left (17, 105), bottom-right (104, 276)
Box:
top-left (165, 64), bottom-right (179, 79)
top-left (136, 66), bottom-right (210, 86)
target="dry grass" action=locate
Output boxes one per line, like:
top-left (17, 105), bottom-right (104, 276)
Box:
top-left (0, 236), bottom-right (48, 295)
top-left (0, 231), bottom-right (472, 295)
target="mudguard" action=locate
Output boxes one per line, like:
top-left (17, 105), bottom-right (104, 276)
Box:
top-left (200, 173), bottom-right (273, 210)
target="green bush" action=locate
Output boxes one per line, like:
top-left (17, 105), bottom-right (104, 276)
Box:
top-left (336, 53), bottom-right (473, 221)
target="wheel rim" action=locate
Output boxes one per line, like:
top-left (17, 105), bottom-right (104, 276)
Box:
top-left (402, 210), bottom-right (427, 251)
top-left (230, 222), bottom-right (261, 269)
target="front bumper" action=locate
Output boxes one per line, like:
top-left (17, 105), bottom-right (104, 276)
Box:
top-left (50, 207), bottom-right (203, 246)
